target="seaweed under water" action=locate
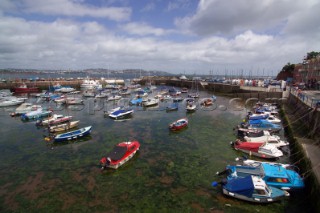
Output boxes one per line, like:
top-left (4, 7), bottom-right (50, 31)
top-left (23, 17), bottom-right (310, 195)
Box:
top-left (0, 91), bottom-right (307, 212)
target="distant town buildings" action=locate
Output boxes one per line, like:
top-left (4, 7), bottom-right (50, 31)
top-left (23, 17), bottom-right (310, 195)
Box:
top-left (293, 55), bottom-right (320, 89)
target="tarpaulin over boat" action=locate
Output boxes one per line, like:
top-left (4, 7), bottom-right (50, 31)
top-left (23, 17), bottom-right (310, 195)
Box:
top-left (224, 175), bottom-right (254, 197)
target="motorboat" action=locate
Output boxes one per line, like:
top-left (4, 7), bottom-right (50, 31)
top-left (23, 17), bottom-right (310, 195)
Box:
top-left (49, 120), bottom-right (80, 133)
top-left (248, 119), bottom-right (282, 132)
top-left (21, 109), bottom-right (52, 121)
top-left (109, 108), bottom-right (134, 120)
top-left (129, 98), bottom-right (143, 105)
top-left (213, 175), bottom-right (289, 203)
top-left (53, 126), bottom-right (92, 142)
top-left (232, 140), bottom-right (283, 159)
top-left (248, 113), bottom-right (269, 120)
top-left (266, 115), bottom-right (282, 124)
top-left (0, 97), bottom-right (24, 107)
top-left (186, 103), bottom-right (197, 112)
top-left (244, 135), bottom-right (289, 148)
top-left (107, 95), bottom-right (122, 101)
top-left (104, 106), bottom-right (124, 115)
top-left (38, 114), bottom-right (73, 126)
top-left (200, 98), bottom-right (213, 106)
top-left (100, 141), bottom-right (140, 169)
top-left (143, 98), bottom-right (158, 107)
top-left (169, 118), bottom-right (188, 131)
top-left (12, 103), bottom-right (42, 116)
top-left (220, 161), bottom-right (305, 190)
top-left (166, 103), bottom-right (178, 112)
top-left (66, 97), bottom-right (83, 105)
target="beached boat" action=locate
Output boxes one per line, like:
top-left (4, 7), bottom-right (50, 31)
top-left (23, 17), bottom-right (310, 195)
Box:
top-left (169, 118), bottom-right (188, 131)
top-left (49, 120), bottom-right (80, 133)
top-left (244, 135), bottom-right (289, 148)
top-left (100, 141), bottom-right (140, 170)
top-left (214, 175), bottom-right (289, 203)
top-left (220, 162), bottom-right (305, 190)
top-left (232, 140), bottom-right (283, 159)
top-left (109, 108), bottom-right (134, 120)
top-left (54, 126), bottom-right (92, 142)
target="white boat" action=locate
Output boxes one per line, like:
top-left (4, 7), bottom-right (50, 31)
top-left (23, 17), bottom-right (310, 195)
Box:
top-left (266, 115), bottom-right (282, 124)
top-left (55, 87), bottom-right (76, 93)
top-left (66, 97), bottom-right (83, 105)
top-left (0, 97), bottom-right (24, 107)
top-left (109, 108), bottom-right (134, 120)
top-left (233, 141), bottom-right (283, 159)
top-left (39, 114), bottom-right (73, 126)
top-left (82, 90), bottom-right (95, 97)
top-left (13, 103), bottom-right (42, 115)
top-left (95, 92), bottom-right (109, 98)
top-left (81, 77), bottom-right (102, 90)
top-left (107, 95), bottom-right (122, 101)
top-left (104, 106), bottom-right (123, 115)
top-left (143, 98), bottom-right (158, 107)
top-left (244, 135), bottom-right (289, 148)
top-left (49, 120), bottom-right (80, 133)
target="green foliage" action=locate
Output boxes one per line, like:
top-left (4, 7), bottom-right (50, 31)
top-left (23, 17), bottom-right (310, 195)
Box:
top-left (281, 63), bottom-right (295, 73)
top-left (306, 51), bottom-right (320, 60)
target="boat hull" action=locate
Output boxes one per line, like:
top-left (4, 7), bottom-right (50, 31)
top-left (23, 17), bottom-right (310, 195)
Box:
top-left (54, 126), bottom-right (92, 142)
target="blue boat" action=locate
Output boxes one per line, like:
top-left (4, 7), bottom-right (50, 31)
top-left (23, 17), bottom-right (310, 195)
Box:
top-left (21, 109), bottom-right (52, 121)
top-left (129, 98), bottom-right (143, 105)
top-left (221, 162), bottom-right (304, 190)
top-left (166, 103), bottom-right (178, 111)
top-left (109, 109), bottom-right (134, 120)
top-left (216, 175), bottom-right (290, 203)
top-left (248, 119), bottom-right (282, 132)
top-left (248, 113), bottom-right (269, 120)
top-left (54, 126), bottom-right (92, 142)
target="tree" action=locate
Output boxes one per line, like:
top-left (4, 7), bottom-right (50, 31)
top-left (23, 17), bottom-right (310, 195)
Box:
top-left (306, 51), bottom-right (320, 60)
top-left (281, 63), bottom-right (295, 73)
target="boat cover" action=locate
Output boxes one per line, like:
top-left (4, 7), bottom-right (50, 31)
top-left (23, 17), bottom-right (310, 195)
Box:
top-left (107, 145), bottom-right (128, 161)
top-left (246, 130), bottom-right (264, 137)
top-left (224, 175), bottom-right (254, 197)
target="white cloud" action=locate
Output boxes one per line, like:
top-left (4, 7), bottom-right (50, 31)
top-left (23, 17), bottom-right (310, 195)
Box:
top-left (141, 2), bottom-right (155, 12)
top-left (120, 22), bottom-right (175, 36)
top-left (19, 0), bottom-right (131, 21)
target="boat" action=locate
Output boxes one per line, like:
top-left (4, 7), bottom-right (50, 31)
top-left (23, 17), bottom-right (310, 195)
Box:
top-left (236, 128), bottom-right (271, 139)
top-left (248, 119), bottom-right (282, 132)
top-left (201, 98), bottom-right (213, 106)
top-left (186, 102), bottom-right (197, 112)
top-left (265, 115), bottom-right (282, 124)
top-left (169, 118), bottom-right (188, 131)
top-left (129, 97), bottom-right (143, 105)
top-left (109, 108), bottom-right (134, 120)
top-left (166, 102), bottom-right (179, 112)
top-left (214, 175), bottom-right (289, 203)
top-left (82, 90), bottom-right (96, 97)
top-left (181, 87), bottom-right (188, 93)
top-left (21, 109), bottom-right (52, 121)
top-left (11, 103), bottom-right (42, 116)
top-left (221, 161), bottom-right (305, 190)
top-left (38, 114), bottom-right (73, 126)
top-left (248, 113), bottom-right (269, 120)
top-left (0, 97), bottom-right (24, 107)
top-left (65, 97), bottom-right (83, 105)
top-left (53, 126), bottom-right (92, 142)
top-left (104, 106), bottom-right (124, 115)
top-left (13, 83), bottom-right (39, 93)
top-left (232, 140), bottom-right (283, 159)
top-left (143, 98), bottom-right (159, 107)
top-left (172, 97), bottom-right (183, 102)
top-left (244, 135), bottom-right (289, 148)
top-left (49, 120), bottom-right (80, 133)
top-left (100, 141), bottom-right (140, 170)
top-left (107, 95), bottom-right (122, 101)
top-left (55, 87), bottom-right (76, 93)
top-left (80, 77), bottom-right (102, 90)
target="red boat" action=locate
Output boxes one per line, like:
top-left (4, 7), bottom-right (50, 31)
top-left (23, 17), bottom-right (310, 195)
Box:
top-left (13, 84), bottom-right (39, 93)
top-left (169, 118), bottom-right (188, 131)
top-left (100, 141), bottom-right (140, 170)
top-left (233, 140), bottom-right (283, 159)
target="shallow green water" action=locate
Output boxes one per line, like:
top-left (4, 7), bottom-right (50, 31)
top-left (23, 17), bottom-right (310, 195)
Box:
top-left (0, 91), bottom-right (308, 212)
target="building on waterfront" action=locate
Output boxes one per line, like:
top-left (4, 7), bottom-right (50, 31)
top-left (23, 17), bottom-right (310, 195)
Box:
top-left (293, 55), bottom-right (320, 90)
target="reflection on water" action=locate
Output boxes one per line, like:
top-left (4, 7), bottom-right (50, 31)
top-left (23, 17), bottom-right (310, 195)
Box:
top-left (0, 90), bottom-right (307, 212)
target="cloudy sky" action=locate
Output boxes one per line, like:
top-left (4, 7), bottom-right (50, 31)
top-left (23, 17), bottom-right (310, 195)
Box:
top-left (0, 0), bottom-right (319, 75)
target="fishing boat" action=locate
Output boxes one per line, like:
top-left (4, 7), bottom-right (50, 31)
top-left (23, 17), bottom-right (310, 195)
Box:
top-left (232, 140), bottom-right (283, 159)
top-left (53, 126), bottom-right (92, 142)
top-left (109, 108), bottom-right (134, 120)
top-left (13, 83), bottom-right (39, 93)
top-left (169, 118), bottom-right (188, 131)
top-left (21, 109), bottom-right (52, 121)
top-left (213, 175), bottom-right (289, 203)
top-left (100, 141), bottom-right (140, 169)
top-left (49, 120), bottom-right (80, 133)
top-left (38, 114), bottom-right (73, 126)
top-left (219, 161), bottom-right (305, 190)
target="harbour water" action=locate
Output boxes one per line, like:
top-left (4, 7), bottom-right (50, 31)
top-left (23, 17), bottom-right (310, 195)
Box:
top-left (0, 89), bottom-right (308, 212)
